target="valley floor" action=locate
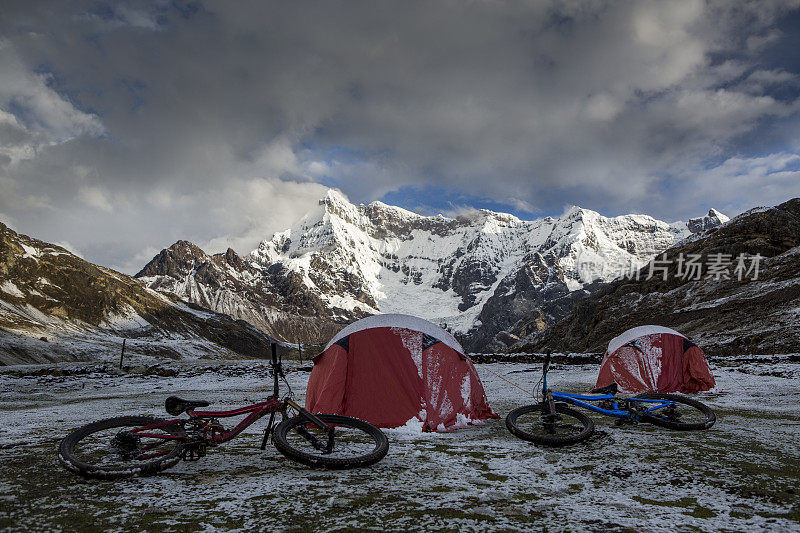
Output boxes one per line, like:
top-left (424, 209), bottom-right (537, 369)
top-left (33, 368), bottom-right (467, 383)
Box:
top-left (1, 357), bottom-right (798, 532)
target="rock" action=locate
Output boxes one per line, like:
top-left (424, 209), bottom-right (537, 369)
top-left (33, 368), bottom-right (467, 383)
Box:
top-left (479, 490), bottom-right (509, 502)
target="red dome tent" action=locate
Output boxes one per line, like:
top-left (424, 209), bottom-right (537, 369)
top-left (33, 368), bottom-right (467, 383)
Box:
top-left (305, 314), bottom-right (498, 432)
top-left (595, 325), bottom-right (715, 394)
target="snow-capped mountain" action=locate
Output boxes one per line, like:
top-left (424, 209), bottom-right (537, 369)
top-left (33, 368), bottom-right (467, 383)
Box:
top-left (137, 189), bottom-right (727, 351)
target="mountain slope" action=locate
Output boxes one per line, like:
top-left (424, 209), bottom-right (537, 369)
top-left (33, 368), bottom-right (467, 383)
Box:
top-left (0, 223), bottom-right (276, 365)
top-left (138, 190), bottom-right (725, 351)
top-left (513, 199), bottom-right (800, 356)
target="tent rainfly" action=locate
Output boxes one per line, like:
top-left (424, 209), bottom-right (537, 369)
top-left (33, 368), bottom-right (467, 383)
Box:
top-left (305, 314), bottom-right (498, 432)
top-left (595, 325), bottom-right (716, 394)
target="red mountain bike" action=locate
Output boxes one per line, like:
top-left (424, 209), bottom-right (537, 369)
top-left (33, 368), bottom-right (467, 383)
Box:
top-left (58, 345), bottom-right (389, 479)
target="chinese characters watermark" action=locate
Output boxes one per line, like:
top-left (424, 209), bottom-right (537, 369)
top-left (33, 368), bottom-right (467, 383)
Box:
top-left (624, 252), bottom-right (763, 282)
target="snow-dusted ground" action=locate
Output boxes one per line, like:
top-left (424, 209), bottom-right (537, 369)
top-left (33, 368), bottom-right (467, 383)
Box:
top-left (1, 357), bottom-right (798, 531)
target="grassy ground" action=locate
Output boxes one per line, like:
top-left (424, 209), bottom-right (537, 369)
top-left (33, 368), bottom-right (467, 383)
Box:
top-left (1, 358), bottom-right (798, 531)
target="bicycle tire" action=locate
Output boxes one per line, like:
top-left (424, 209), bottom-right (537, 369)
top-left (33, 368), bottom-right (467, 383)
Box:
top-left (633, 393), bottom-right (716, 430)
top-left (506, 403), bottom-right (595, 446)
top-left (273, 414), bottom-right (388, 469)
top-left (59, 416), bottom-right (186, 479)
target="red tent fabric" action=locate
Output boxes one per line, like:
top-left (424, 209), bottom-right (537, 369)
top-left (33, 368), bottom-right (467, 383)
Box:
top-left (306, 314), bottom-right (498, 432)
top-left (595, 325), bottom-right (715, 394)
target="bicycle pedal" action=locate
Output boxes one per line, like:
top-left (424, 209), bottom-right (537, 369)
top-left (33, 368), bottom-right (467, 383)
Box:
top-left (181, 444), bottom-right (207, 461)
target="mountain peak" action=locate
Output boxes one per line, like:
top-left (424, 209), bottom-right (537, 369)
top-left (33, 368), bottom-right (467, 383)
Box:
top-left (136, 240), bottom-right (209, 278)
top-left (219, 247), bottom-right (243, 269)
top-left (136, 193), bottom-right (753, 351)
top-left (687, 208), bottom-right (729, 234)
top-left (319, 188), bottom-right (351, 208)
top-left (366, 200), bottom-right (423, 220)
top-left (170, 240), bottom-right (205, 253)
top-left (316, 188), bottom-right (363, 225)
top-left (707, 208), bottom-right (729, 223)
top-left (563, 205), bottom-right (595, 218)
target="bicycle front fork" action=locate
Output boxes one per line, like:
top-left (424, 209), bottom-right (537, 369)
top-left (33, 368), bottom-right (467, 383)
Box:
top-left (286, 399), bottom-right (335, 453)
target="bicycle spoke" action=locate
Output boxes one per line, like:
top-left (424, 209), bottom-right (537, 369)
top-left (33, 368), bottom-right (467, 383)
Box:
top-left (72, 425), bottom-right (177, 468)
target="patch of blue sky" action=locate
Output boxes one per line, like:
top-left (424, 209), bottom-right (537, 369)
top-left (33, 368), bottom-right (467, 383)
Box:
top-left (85, 2), bottom-right (116, 21)
top-left (380, 185), bottom-right (543, 220)
top-left (723, 114), bottom-right (800, 162)
top-left (766, 11), bottom-right (800, 76)
top-left (315, 175), bottom-right (341, 189)
top-left (172, 1), bottom-right (202, 20)
top-left (114, 77), bottom-right (147, 113)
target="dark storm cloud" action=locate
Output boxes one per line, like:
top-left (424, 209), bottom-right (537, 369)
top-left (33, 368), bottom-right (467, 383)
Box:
top-left (0, 0), bottom-right (799, 272)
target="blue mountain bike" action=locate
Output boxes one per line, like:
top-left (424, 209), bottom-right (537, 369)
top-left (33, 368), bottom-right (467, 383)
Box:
top-left (506, 352), bottom-right (716, 446)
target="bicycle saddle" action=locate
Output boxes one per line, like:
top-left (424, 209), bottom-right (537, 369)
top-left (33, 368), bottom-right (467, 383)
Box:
top-left (589, 383), bottom-right (618, 395)
top-left (165, 396), bottom-right (210, 415)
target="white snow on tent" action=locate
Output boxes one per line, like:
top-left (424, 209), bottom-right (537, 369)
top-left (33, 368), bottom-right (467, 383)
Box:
top-left (325, 313), bottom-right (464, 353)
top-left (606, 325), bottom-right (687, 355)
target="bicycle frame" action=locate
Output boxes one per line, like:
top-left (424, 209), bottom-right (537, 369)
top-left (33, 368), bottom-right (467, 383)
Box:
top-left (552, 391), bottom-right (673, 418)
top-left (130, 344), bottom-right (323, 452)
top-left (541, 353), bottom-right (676, 419)
top-left (130, 398), bottom-right (281, 444)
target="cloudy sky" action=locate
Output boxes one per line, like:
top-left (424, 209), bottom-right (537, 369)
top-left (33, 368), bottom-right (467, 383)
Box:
top-left (1, 0), bottom-right (799, 273)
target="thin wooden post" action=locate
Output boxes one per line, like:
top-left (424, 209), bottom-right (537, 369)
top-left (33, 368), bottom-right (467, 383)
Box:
top-left (119, 338), bottom-right (126, 369)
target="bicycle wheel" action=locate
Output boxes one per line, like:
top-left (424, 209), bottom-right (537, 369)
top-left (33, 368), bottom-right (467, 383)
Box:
top-left (59, 416), bottom-right (186, 479)
top-left (633, 393), bottom-right (716, 430)
top-left (506, 403), bottom-right (595, 446)
top-left (273, 414), bottom-right (389, 469)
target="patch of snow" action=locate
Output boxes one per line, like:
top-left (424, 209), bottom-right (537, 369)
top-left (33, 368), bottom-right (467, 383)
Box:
top-left (460, 374), bottom-right (471, 405)
top-left (20, 243), bottom-right (39, 259)
top-left (384, 415), bottom-right (426, 435)
top-left (0, 281), bottom-right (25, 298)
top-left (102, 305), bottom-right (151, 330)
top-left (394, 327), bottom-right (423, 379)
